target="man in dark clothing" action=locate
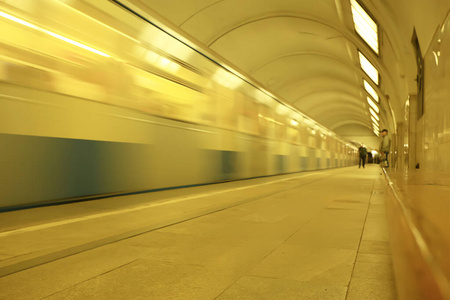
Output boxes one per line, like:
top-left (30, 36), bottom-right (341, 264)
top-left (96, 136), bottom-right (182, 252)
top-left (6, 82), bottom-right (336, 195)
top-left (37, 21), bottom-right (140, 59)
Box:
top-left (358, 145), bottom-right (367, 168)
top-left (379, 129), bottom-right (391, 167)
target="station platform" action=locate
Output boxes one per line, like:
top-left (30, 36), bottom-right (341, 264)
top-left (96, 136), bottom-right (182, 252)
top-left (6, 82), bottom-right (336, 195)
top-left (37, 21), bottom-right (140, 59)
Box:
top-left (0, 165), bottom-right (396, 299)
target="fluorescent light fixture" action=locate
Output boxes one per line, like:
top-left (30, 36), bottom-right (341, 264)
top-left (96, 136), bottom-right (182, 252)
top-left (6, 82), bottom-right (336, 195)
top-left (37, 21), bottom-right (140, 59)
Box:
top-left (364, 80), bottom-right (379, 102)
top-left (359, 51), bottom-right (379, 85)
top-left (369, 108), bottom-right (379, 121)
top-left (0, 10), bottom-right (110, 57)
top-left (373, 123), bottom-right (379, 131)
top-left (373, 129), bottom-right (380, 136)
top-left (350, 0), bottom-right (379, 54)
top-left (371, 116), bottom-right (379, 126)
top-left (367, 96), bottom-right (379, 113)
top-left (290, 119), bottom-right (299, 126)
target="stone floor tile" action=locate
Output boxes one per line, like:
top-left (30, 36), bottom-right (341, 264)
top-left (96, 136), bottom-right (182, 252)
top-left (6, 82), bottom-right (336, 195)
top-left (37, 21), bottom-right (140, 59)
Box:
top-left (356, 253), bottom-right (393, 264)
top-left (352, 261), bottom-right (395, 281)
top-left (44, 259), bottom-right (238, 300)
top-left (346, 277), bottom-right (397, 300)
top-left (286, 226), bottom-right (363, 249)
top-left (247, 244), bottom-right (356, 285)
top-left (0, 166), bottom-right (395, 300)
top-left (216, 276), bottom-right (347, 300)
top-left (358, 240), bottom-right (391, 255)
top-left (0, 244), bottom-right (152, 300)
top-left (362, 219), bottom-right (389, 241)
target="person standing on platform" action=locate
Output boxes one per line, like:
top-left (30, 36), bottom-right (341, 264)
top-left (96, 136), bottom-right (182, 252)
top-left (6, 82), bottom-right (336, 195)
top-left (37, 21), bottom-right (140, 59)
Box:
top-left (379, 129), bottom-right (391, 167)
top-left (358, 144), bottom-right (367, 168)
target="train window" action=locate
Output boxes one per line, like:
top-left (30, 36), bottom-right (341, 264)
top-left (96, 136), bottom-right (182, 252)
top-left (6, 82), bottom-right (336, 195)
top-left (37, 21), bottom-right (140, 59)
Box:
top-left (275, 122), bottom-right (286, 141)
top-left (291, 128), bottom-right (300, 144)
top-left (216, 94), bottom-right (237, 129)
top-left (258, 105), bottom-right (271, 136)
top-left (298, 124), bottom-right (308, 146)
top-left (238, 98), bottom-right (258, 134)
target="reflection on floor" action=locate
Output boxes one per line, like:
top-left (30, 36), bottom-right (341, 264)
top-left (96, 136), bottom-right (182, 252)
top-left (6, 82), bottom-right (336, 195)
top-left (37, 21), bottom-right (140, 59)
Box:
top-left (0, 165), bottom-right (396, 299)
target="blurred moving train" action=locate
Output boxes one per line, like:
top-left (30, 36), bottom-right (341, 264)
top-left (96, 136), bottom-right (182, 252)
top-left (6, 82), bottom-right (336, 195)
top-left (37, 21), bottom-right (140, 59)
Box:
top-left (0, 0), bottom-right (358, 210)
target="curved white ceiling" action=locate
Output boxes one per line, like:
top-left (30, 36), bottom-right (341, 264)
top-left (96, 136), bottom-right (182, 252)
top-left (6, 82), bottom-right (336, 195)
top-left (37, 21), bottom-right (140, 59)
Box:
top-left (137, 0), bottom-right (426, 138)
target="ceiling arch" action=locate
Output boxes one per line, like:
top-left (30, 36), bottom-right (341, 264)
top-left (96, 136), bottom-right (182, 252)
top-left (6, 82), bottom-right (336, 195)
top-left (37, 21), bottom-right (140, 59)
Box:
top-left (314, 110), bottom-right (373, 127)
top-left (279, 76), bottom-right (363, 99)
top-left (208, 14), bottom-right (345, 47)
top-left (138, 0), bottom-right (413, 141)
top-left (290, 89), bottom-right (361, 105)
top-left (295, 92), bottom-right (367, 110)
top-left (178, 0), bottom-right (226, 27)
top-left (250, 54), bottom-right (358, 90)
top-left (301, 99), bottom-right (371, 126)
top-left (208, 17), bottom-right (352, 73)
top-left (331, 120), bottom-right (375, 131)
top-left (249, 51), bottom-right (363, 78)
top-left (176, 0), bottom-right (344, 44)
top-left (206, 20), bottom-right (385, 132)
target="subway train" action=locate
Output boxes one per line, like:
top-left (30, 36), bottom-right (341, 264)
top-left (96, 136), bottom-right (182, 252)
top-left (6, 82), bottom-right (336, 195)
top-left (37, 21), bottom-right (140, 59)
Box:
top-left (0, 0), bottom-right (358, 210)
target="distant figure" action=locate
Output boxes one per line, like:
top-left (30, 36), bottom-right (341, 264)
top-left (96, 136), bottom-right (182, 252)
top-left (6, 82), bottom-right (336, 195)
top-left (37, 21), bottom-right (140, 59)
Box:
top-left (379, 129), bottom-right (391, 167)
top-left (358, 145), bottom-right (367, 168)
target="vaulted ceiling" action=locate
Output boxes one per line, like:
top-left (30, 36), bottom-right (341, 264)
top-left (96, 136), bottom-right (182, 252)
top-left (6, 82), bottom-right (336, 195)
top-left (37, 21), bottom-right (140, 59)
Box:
top-left (127, 0), bottom-right (450, 148)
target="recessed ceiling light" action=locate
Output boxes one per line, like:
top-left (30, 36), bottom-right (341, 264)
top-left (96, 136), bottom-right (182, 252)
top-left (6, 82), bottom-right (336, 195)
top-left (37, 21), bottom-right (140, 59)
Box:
top-left (371, 116), bottom-right (379, 126)
top-left (350, 0), bottom-right (379, 54)
top-left (359, 51), bottom-right (379, 85)
top-left (373, 122), bottom-right (380, 131)
top-left (367, 96), bottom-right (379, 113)
top-left (370, 108), bottom-right (379, 121)
top-left (364, 80), bottom-right (379, 102)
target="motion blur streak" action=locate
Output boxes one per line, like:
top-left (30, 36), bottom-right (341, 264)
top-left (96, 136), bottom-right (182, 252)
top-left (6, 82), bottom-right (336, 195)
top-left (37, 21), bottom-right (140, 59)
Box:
top-left (0, 10), bottom-right (110, 57)
top-left (0, 0), bottom-right (357, 210)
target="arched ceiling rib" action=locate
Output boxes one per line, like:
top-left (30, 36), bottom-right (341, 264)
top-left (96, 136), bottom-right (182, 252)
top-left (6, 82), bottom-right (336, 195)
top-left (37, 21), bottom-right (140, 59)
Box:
top-left (249, 55), bottom-right (358, 89)
top-left (161, 0), bottom-right (343, 43)
top-left (297, 92), bottom-right (369, 111)
top-left (207, 14), bottom-right (345, 47)
top-left (280, 76), bottom-right (364, 99)
top-left (249, 52), bottom-right (360, 76)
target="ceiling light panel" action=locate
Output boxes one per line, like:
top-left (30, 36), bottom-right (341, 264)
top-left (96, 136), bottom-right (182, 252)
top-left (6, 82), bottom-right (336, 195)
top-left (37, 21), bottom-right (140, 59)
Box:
top-left (373, 123), bottom-right (379, 130)
top-left (370, 108), bottom-right (379, 121)
top-left (371, 116), bottom-right (379, 126)
top-left (367, 96), bottom-right (379, 113)
top-left (350, 0), bottom-right (379, 54)
top-left (364, 80), bottom-right (379, 102)
top-left (359, 51), bottom-right (379, 85)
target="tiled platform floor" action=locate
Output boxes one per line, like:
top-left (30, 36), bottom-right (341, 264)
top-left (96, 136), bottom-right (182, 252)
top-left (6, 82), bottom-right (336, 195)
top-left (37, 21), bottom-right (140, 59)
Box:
top-left (0, 165), bottom-right (397, 299)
